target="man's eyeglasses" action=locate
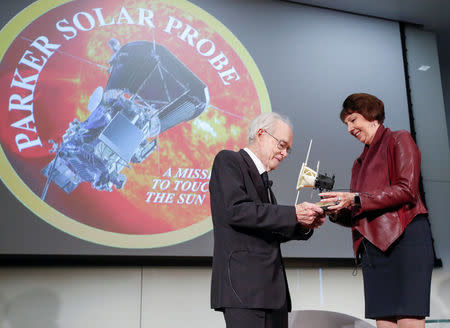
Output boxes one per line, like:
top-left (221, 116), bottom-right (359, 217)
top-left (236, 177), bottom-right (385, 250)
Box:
top-left (263, 130), bottom-right (292, 154)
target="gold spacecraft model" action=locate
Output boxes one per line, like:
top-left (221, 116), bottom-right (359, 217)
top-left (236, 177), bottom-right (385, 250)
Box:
top-left (295, 140), bottom-right (335, 205)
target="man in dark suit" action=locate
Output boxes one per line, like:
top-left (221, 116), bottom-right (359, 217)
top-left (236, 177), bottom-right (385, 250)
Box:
top-left (209, 112), bottom-right (325, 328)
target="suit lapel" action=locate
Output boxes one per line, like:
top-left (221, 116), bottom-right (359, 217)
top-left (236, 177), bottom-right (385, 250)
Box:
top-left (239, 149), bottom-right (270, 203)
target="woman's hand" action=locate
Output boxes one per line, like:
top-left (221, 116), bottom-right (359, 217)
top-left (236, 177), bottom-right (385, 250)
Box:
top-left (318, 192), bottom-right (356, 212)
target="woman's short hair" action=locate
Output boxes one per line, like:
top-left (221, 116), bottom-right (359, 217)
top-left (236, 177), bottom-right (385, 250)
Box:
top-left (340, 93), bottom-right (385, 124)
top-left (248, 112), bottom-right (292, 144)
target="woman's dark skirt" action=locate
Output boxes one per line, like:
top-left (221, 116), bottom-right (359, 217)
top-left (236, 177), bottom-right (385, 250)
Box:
top-left (360, 215), bottom-right (434, 319)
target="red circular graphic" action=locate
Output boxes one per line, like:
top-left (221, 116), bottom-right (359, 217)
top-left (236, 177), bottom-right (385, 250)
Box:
top-left (0, 0), bottom-right (270, 247)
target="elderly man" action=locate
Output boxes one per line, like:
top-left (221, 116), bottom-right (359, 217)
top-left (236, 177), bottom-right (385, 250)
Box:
top-left (209, 112), bottom-right (325, 328)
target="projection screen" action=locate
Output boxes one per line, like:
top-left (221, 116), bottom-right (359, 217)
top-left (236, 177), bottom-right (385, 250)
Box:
top-left (0, 0), bottom-right (417, 261)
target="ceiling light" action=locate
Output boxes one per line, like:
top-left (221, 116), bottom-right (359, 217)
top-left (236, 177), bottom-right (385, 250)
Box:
top-left (418, 65), bottom-right (431, 71)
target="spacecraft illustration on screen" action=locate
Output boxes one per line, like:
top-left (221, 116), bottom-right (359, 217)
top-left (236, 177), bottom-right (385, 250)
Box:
top-left (295, 139), bottom-right (335, 205)
top-left (41, 39), bottom-right (210, 199)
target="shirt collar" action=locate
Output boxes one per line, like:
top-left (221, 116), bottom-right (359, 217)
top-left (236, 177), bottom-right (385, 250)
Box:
top-left (244, 147), bottom-right (266, 175)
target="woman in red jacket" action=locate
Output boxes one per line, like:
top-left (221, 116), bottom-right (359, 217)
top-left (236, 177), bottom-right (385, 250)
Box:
top-left (320, 93), bottom-right (434, 328)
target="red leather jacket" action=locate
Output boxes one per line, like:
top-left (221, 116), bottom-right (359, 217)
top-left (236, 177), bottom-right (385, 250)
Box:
top-left (348, 125), bottom-right (427, 255)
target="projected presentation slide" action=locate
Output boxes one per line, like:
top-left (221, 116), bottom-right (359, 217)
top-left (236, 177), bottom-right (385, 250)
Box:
top-left (0, 0), bottom-right (418, 260)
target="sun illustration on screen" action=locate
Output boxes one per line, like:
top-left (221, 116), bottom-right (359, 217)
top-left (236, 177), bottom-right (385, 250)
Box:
top-left (0, 0), bottom-right (270, 247)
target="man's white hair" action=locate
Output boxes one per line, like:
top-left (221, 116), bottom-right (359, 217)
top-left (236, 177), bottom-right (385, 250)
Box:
top-left (248, 112), bottom-right (292, 144)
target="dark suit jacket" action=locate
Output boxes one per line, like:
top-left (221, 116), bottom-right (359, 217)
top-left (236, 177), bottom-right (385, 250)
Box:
top-left (209, 149), bottom-right (313, 312)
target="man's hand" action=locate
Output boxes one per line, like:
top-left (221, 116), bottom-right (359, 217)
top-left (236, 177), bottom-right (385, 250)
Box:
top-left (295, 202), bottom-right (325, 229)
